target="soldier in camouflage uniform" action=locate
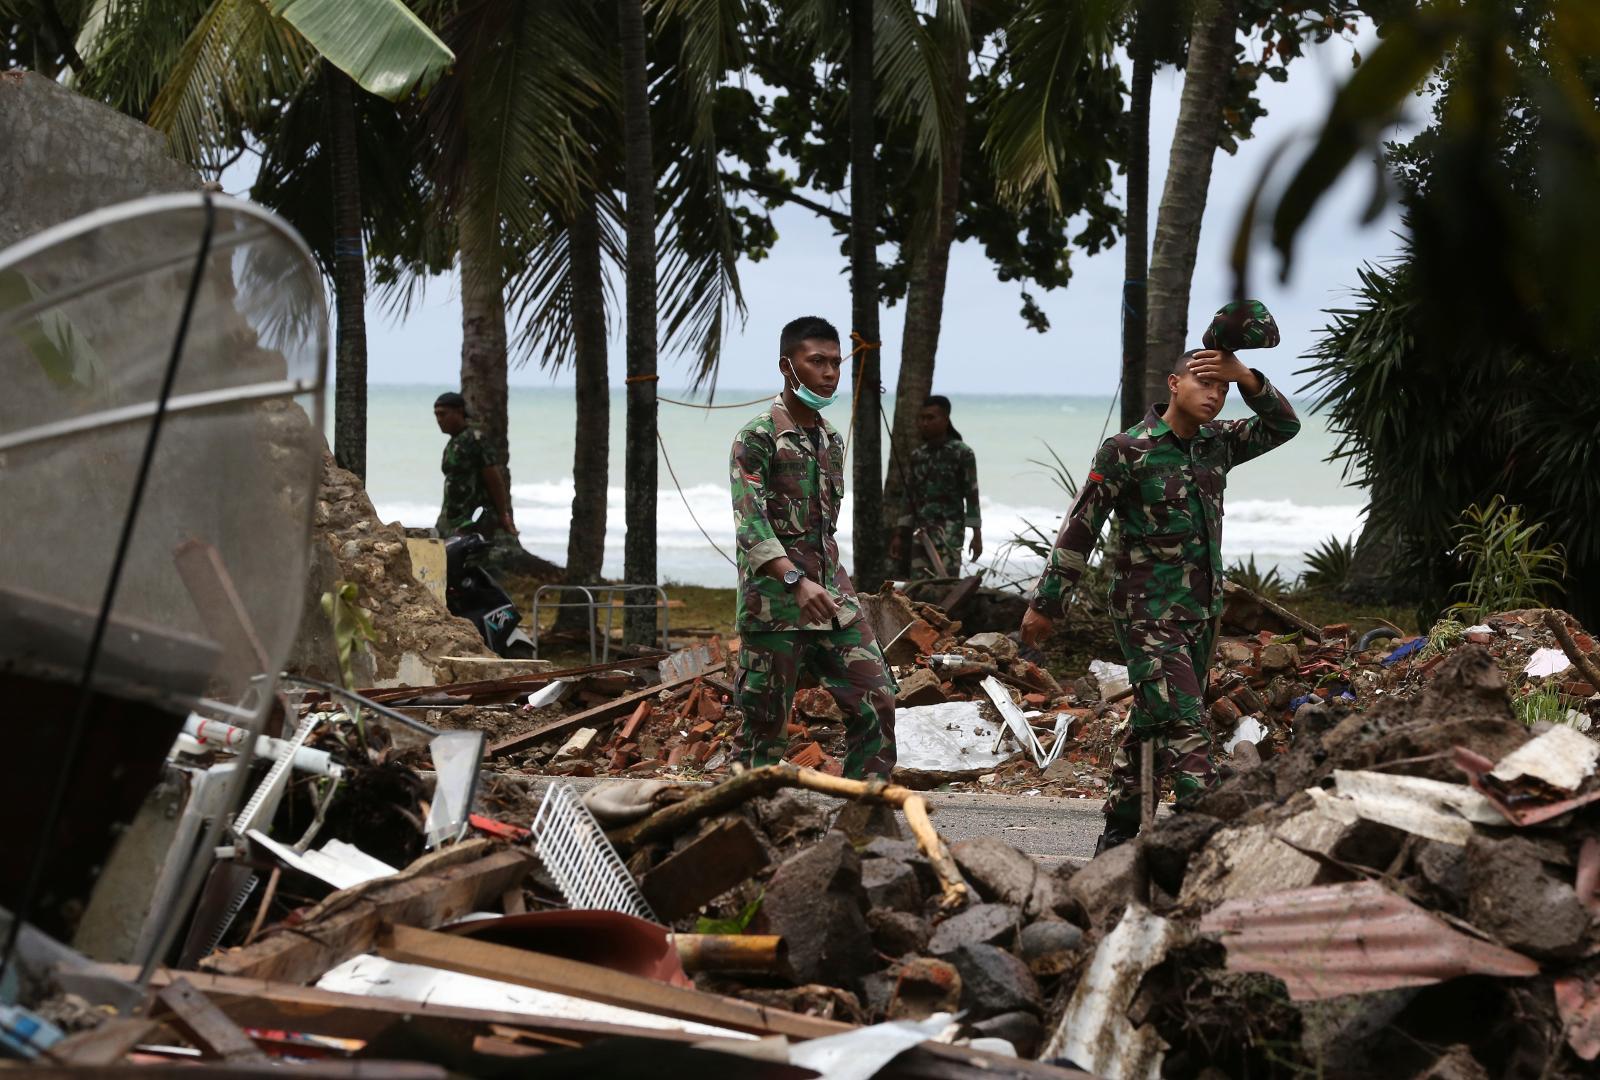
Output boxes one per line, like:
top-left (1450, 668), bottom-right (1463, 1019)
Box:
top-left (891, 395), bottom-right (982, 578)
top-left (433, 391), bottom-right (517, 538)
top-left (1020, 301), bottom-right (1298, 850)
top-left (729, 316), bottom-right (896, 778)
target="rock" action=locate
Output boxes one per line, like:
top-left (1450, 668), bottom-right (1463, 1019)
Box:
top-left (1140, 814), bottom-right (1221, 898)
top-left (1046, 860), bottom-right (1079, 918)
top-left (885, 956), bottom-right (962, 1020)
top-left (1465, 833), bottom-right (1588, 960)
top-left (1230, 740), bottom-right (1262, 770)
top-left (1292, 698), bottom-right (1335, 736)
top-left (861, 971), bottom-right (896, 1019)
top-left (753, 791), bottom-right (828, 847)
top-left (760, 834), bottom-right (877, 990)
top-left (862, 857), bottom-right (924, 913)
top-left (945, 944), bottom-right (1043, 1020)
top-left (864, 837), bottom-right (940, 895)
top-left (1415, 840), bottom-right (1468, 909)
top-left (928, 902), bottom-right (1021, 955)
top-left (894, 667), bottom-right (947, 707)
top-left (1411, 1045), bottom-right (1489, 1080)
top-left (971, 1011), bottom-right (1044, 1058)
top-left (1260, 642), bottom-right (1300, 673)
top-left (831, 801), bottom-right (905, 844)
top-left (1062, 840), bottom-right (1148, 929)
top-left (553, 726), bottom-right (599, 761)
top-left (1017, 919), bottom-right (1083, 977)
top-left (731, 984), bottom-right (865, 1024)
top-left (867, 909), bottom-right (931, 957)
top-left (1217, 640), bottom-right (1254, 665)
top-left (950, 836), bottom-right (1053, 919)
top-left (964, 632), bottom-right (1018, 661)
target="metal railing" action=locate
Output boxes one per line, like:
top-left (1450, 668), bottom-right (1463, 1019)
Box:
top-left (529, 584), bottom-right (671, 663)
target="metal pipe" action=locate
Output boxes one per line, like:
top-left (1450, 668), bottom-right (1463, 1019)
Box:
top-left (670, 933), bottom-right (785, 974)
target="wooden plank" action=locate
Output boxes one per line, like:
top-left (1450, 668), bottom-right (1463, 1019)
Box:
top-left (94, 966), bottom-right (713, 1047)
top-left (378, 925), bottom-right (848, 1040)
top-left (201, 848), bottom-right (532, 984)
top-left (24, 1064), bottom-right (447, 1078)
top-left (154, 978), bottom-right (269, 1062)
top-left (638, 818), bottom-right (769, 923)
top-left (357, 655), bottom-right (661, 705)
top-left (43, 1018), bottom-right (159, 1066)
top-left (937, 575), bottom-right (982, 619)
top-left (487, 664), bottom-right (724, 758)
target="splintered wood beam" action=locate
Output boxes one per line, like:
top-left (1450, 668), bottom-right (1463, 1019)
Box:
top-left (486, 663), bottom-right (724, 758)
top-left (200, 847), bottom-right (531, 985)
top-left (154, 978), bottom-right (269, 1062)
top-left (377, 925), bottom-right (847, 1040)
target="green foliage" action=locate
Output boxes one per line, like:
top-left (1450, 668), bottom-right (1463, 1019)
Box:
top-left (1421, 616), bottom-right (1465, 660)
top-left (1226, 555), bottom-right (1288, 601)
top-left (1512, 681), bottom-right (1570, 729)
top-left (1446, 497), bottom-right (1567, 621)
top-left (1300, 534), bottom-right (1354, 593)
top-left (321, 579), bottom-right (378, 689)
top-left (694, 892), bottom-right (762, 935)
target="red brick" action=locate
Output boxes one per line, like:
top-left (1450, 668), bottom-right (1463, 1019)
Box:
top-left (1209, 697), bottom-right (1242, 725)
top-left (618, 701), bottom-right (652, 742)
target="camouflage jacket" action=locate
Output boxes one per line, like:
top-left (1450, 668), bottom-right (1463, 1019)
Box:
top-left (896, 438), bottom-right (980, 531)
top-left (1029, 373), bottom-right (1301, 623)
top-left (437, 427), bottom-right (499, 535)
top-left (730, 396), bottom-right (862, 632)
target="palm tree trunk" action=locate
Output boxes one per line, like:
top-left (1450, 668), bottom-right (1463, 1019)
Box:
top-left (618, 0), bottom-right (659, 645)
top-left (555, 192), bottom-right (609, 634)
top-left (458, 152), bottom-right (511, 490)
top-left (884, 7), bottom-right (970, 567)
top-left (1119, 19), bottom-right (1154, 432)
top-left (1143, 0), bottom-right (1236, 408)
top-left (326, 62), bottom-right (368, 480)
top-left (849, 0), bottom-right (885, 591)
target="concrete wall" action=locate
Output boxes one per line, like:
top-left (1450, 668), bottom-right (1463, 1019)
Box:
top-left (0, 68), bottom-right (199, 250)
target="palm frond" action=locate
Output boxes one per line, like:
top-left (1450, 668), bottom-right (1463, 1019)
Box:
top-left (268, 0), bottom-right (454, 101)
top-left (873, 0), bottom-right (967, 166)
top-left (984, 0), bottom-right (1125, 211)
top-left (506, 190), bottom-right (626, 371)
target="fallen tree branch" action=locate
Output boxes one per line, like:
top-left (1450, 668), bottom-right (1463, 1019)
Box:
top-left (608, 764), bottom-right (969, 910)
top-left (1541, 610), bottom-right (1600, 690)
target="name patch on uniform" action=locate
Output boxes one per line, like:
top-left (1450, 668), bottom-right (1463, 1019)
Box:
top-left (1088, 470), bottom-right (1105, 483)
top-left (743, 472), bottom-right (762, 484)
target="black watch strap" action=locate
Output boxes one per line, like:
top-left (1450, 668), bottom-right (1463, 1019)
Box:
top-left (782, 568), bottom-right (803, 590)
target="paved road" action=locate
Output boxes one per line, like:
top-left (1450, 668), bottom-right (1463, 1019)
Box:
top-left (523, 776), bottom-right (1106, 868)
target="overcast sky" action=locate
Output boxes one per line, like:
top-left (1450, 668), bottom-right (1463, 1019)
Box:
top-left (239, 23), bottom-right (1419, 399)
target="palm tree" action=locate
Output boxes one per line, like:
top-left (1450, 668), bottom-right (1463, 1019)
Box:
top-left (70, 0), bottom-right (453, 480)
top-left (1119, 6), bottom-right (1154, 430)
top-left (1141, 0), bottom-right (1234, 407)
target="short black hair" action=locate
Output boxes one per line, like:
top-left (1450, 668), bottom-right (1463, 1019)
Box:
top-left (923, 395), bottom-right (952, 416)
top-left (1171, 348), bottom-right (1205, 376)
top-left (434, 391), bottom-right (467, 413)
top-left (780, 315), bottom-right (840, 357)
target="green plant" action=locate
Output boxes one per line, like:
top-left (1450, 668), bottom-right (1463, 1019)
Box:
top-left (694, 892), bottom-right (762, 935)
top-left (321, 579), bottom-right (378, 689)
top-left (1446, 496), bottom-right (1567, 621)
top-left (1512, 682), bottom-right (1569, 728)
top-left (1300, 534), bottom-right (1354, 593)
top-left (1422, 617), bottom-right (1466, 660)
top-left (1226, 555), bottom-right (1288, 601)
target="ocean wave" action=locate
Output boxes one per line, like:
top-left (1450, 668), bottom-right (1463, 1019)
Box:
top-left (373, 485), bottom-right (1365, 589)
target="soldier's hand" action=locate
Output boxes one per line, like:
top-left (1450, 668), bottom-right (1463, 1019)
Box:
top-left (1020, 606), bottom-right (1053, 647)
top-left (795, 578), bottom-right (839, 624)
top-left (1185, 348), bottom-right (1251, 384)
top-left (969, 529), bottom-right (982, 560)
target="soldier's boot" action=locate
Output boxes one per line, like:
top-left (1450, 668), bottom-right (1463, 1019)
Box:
top-left (1094, 819), bottom-right (1140, 855)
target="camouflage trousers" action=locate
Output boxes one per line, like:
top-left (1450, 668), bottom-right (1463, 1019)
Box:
top-left (909, 520), bottom-right (965, 579)
top-left (1103, 616), bottom-right (1220, 831)
top-left (735, 622), bottom-right (897, 779)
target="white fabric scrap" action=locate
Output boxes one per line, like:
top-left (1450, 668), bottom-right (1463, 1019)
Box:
top-left (1225, 717), bottom-right (1269, 755)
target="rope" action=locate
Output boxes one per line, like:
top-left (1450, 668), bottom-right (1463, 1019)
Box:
top-left (625, 373), bottom-right (659, 385)
top-left (658, 392), bottom-right (771, 410)
top-left (657, 428), bottom-right (737, 567)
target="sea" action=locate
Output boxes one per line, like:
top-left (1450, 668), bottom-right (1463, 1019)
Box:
top-left (359, 384), bottom-right (1367, 589)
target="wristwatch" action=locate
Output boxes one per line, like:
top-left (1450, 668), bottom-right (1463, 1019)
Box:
top-left (782, 568), bottom-right (804, 591)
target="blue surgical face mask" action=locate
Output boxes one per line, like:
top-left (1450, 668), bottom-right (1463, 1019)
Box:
top-left (783, 359), bottom-right (839, 410)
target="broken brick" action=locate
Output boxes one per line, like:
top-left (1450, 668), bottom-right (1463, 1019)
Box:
top-left (786, 741), bottom-right (825, 769)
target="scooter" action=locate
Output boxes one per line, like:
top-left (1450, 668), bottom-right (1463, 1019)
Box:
top-left (443, 533), bottom-right (537, 658)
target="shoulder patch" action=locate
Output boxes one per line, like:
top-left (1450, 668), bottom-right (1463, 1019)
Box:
top-left (1087, 470), bottom-right (1105, 483)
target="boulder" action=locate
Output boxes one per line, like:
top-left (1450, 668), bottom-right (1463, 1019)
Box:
top-left (1017, 919), bottom-right (1084, 977)
top-left (760, 834), bottom-right (876, 990)
top-left (862, 857), bottom-right (924, 914)
top-left (945, 944), bottom-right (1043, 1020)
top-left (950, 836), bottom-right (1054, 919)
top-left (867, 910), bottom-right (931, 957)
top-left (928, 903), bottom-right (1021, 955)
top-left (1062, 841), bottom-right (1148, 929)
top-left (1465, 834), bottom-right (1589, 960)
top-left (894, 667), bottom-right (948, 707)
top-left (964, 632), bottom-right (1019, 661)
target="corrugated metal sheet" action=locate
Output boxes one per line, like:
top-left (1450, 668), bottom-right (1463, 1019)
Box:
top-left (1199, 881), bottom-right (1539, 1001)
top-left (1453, 747), bottom-right (1600, 826)
top-left (1555, 976), bottom-right (1600, 1062)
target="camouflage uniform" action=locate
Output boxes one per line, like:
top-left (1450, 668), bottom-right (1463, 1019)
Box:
top-left (897, 438), bottom-right (980, 578)
top-left (730, 396), bottom-right (896, 778)
top-left (437, 427), bottom-right (500, 537)
top-left (1029, 368), bottom-right (1300, 830)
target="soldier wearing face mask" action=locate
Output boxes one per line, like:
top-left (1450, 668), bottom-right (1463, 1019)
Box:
top-left (727, 315), bottom-right (897, 778)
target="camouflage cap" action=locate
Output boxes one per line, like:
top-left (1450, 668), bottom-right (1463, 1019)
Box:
top-left (1202, 299), bottom-right (1280, 351)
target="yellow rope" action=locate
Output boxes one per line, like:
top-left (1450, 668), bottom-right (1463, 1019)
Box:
top-left (841, 332), bottom-right (880, 463)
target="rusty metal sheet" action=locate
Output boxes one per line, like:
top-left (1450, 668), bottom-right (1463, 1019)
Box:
top-left (1199, 881), bottom-right (1539, 1001)
top-left (1453, 746), bottom-right (1600, 826)
top-left (1555, 976), bottom-right (1600, 1062)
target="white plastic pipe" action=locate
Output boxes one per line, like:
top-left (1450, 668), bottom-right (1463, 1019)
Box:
top-left (181, 714), bottom-right (343, 777)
